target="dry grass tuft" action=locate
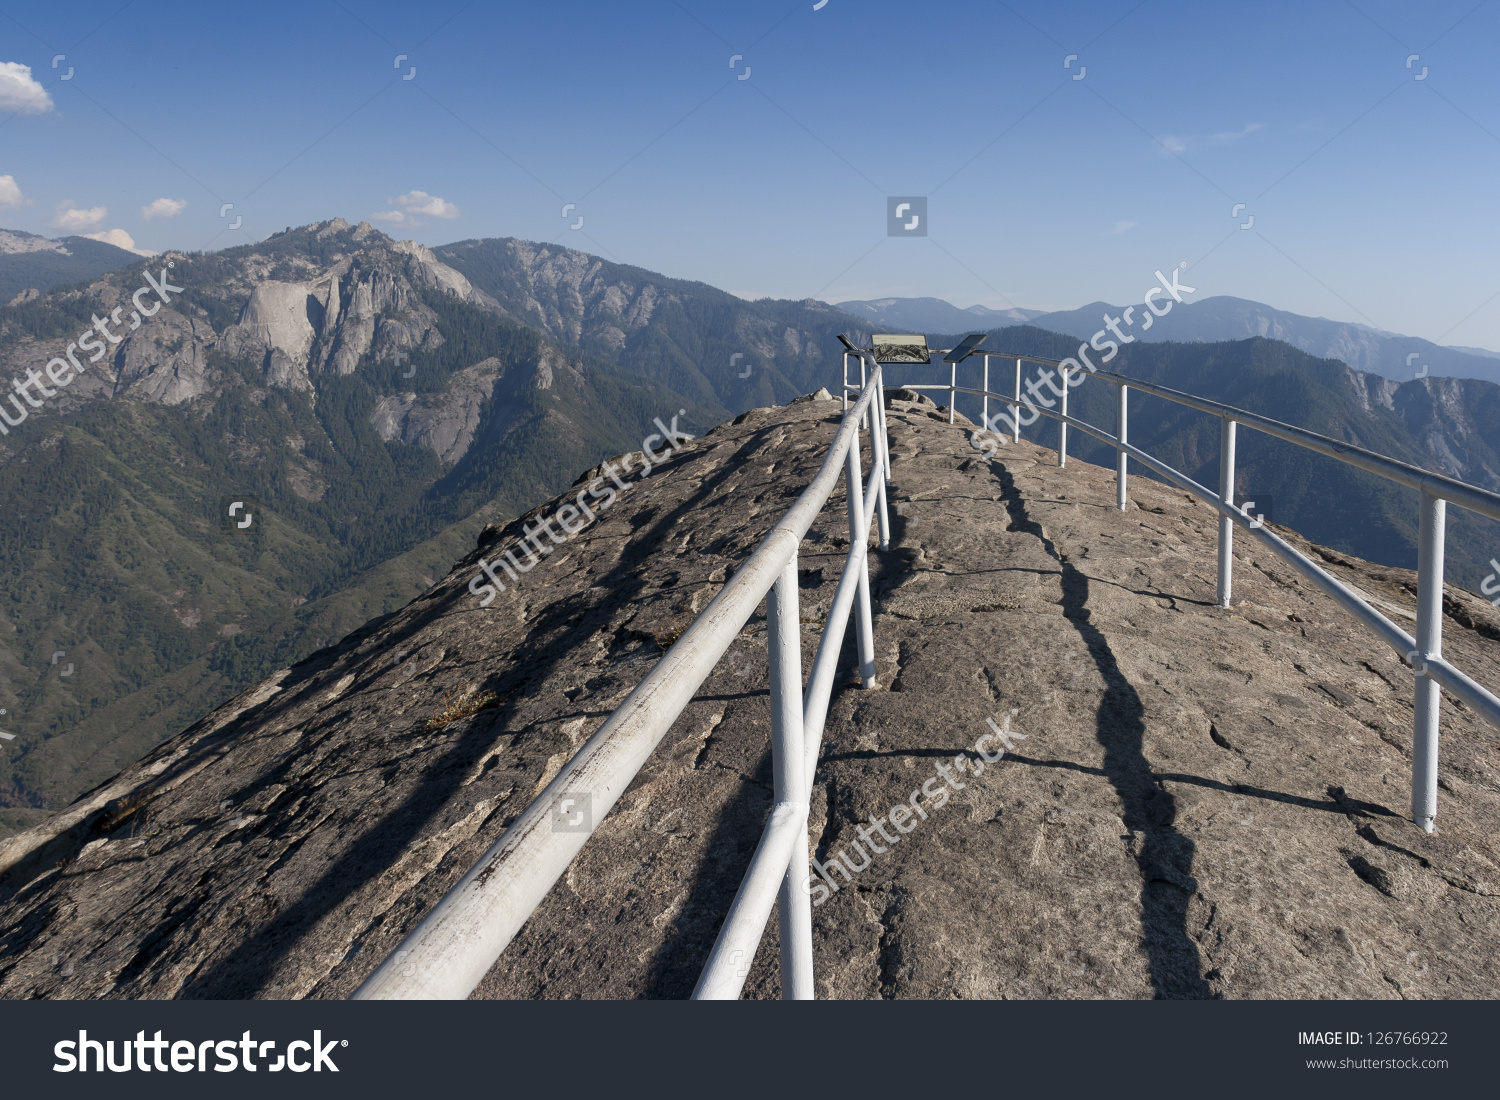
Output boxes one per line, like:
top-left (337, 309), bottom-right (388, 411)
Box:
top-left (426, 685), bottom-right (505, 731)
top-left (651, 618), bottom-right (692, 649)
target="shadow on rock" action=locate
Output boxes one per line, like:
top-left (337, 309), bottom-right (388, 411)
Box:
top-left (995, 462), bottom-right (1212, 999)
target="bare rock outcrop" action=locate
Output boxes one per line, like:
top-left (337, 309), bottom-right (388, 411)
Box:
top-left (1, 394), bottom-right (1496, 999)
top-left (112, 310), bottom-right (220, 405)
top-left (371, 357), bottom-right (504, 466)
top-left (216, 235), bottom-right (501, 389)
top-left (0, 230), bottom-right (70, 255)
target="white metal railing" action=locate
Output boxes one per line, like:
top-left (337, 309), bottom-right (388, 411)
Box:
top-left (353, 364), bottom-right (894, 1001)
top-left (843, 344), bottom-right (1500, 835)
top-left (355, 331), bottom-right (1500, 1003)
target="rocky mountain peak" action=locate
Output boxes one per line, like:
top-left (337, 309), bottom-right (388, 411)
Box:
top-left (316, 217), bottom-right (353, 239)
top-left (211, 230), bottom-right (501, 390)
top-left (0, 221), bottom-right (513, 415)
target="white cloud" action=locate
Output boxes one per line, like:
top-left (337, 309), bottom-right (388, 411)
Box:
top-left (0, 62), bottom-right (54, 115)
top-left (50, 202), bottom-right (108, 232)
top-left (141, 197), bottom-right (186, 220)
top-left (1109, 220), bottom-right (1137, 235)
top-left (1159, 123), bottom-right (1263, 156)
top-left (83, 227), bottom-right (154, 256)
top-left (0, 174), bottom-right (25, 206)
top-left (395, 190), bottom-right (460, 218)
top-left (1209, 122), bottom-right (1264, 144)
top-left (374, 190), bottom-right (461, 227)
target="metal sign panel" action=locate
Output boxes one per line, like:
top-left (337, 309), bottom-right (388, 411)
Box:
top-left (944, 333), bottom-right (988, 363)
top-left (872, 334), bottom-right (930, 363)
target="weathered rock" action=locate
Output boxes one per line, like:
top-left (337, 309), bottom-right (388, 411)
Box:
top-left (113, 310), bottom-right (220, 405)
top-left (884, 387), bottom-right (934, 408)
top-left (370, 357), bottom-right (504, 466)
top-left (1, 397), bottom-right (1496, 999)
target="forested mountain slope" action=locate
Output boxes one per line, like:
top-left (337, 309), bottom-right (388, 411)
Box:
top-left (0, 220), bottom-right (711, 834)
top-left (435, 237), bottom-right (872, 410)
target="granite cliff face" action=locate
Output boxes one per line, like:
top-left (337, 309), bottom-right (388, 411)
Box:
top-left (217, 232), bottom-right (501, 390)
top-left (371, 357), bottom-right (505, 466)
top-left (1, 392), bottom-right (1495, 999)
top-left (1, 219), bottom-right (511, 460)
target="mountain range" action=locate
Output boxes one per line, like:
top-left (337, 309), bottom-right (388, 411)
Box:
top-left (835, 297), bottom-right (1045, 333)
top-left (16, 230), bottom-right (1493, 388)
top-left (843, 295), bottom-right (1500, 385)
top-left (4, 222), bottom-right (1500, 844)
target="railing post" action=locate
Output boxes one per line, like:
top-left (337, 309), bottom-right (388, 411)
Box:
top-left (841, 352), bottom-right (848, 414)
top-left (981, 354), bottom-right (990, 434)
top-left (1058, 364), bottom-right (1069, 467)
top-left (767, 558), bottom-right (814, 998)
top-left (1117, 384), bottom-right (1129, 511)
top-left (1412, 491), bottom-right (1446, 832)
top-left (1013, 357), bottom-right (1023, 443)
top-left (872, 393), bottom-right (891, 552)
top-left (948, 359), bottom-right (956, 424)
top-left (872, 365), bottom-right (891, 548)
top-left (1217, 417), bottom-right (1236, 608)
top-left (859, 354), bottom-right (868, 430)
top-left (845, 433), bottom-right (877, 688)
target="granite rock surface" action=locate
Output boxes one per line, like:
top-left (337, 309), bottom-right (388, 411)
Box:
top-left (1, 392), bottom-right (1497, 999)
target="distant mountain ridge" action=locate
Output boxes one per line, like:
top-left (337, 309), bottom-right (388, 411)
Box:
top-left (835, 296), bottom-right (1044, 333)
top-left (0, 229), bottom-right (142, 306)
top-left (840, 293), bottom-right (1500, 386)
top-left (1449, 344), bottom-right (1500, 361)
top-left (1028, 296), bottom-right (1500, 386)
top-left (435, 237), bottom-right (876, 409)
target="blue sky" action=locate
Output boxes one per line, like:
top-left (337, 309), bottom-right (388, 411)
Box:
top-left (2, 0), bottom-right (1498, 348)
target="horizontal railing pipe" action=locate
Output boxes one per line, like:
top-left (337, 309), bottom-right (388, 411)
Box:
top-left (1422, 654), bottom-right (1500, 731)
top-left (801, 447), bottom-right (882, 785)
top-left (962, 384), bottom-right (1500, 728)
top-left (982, 357), bottom-right (1500, 525)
